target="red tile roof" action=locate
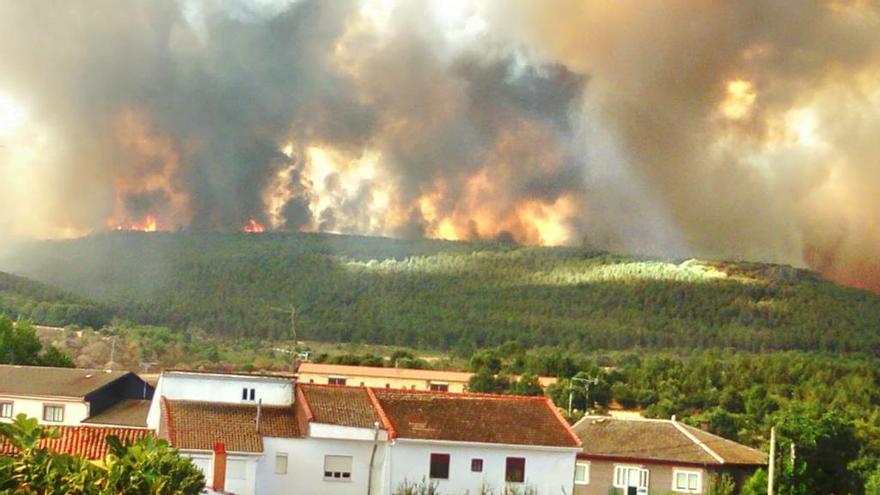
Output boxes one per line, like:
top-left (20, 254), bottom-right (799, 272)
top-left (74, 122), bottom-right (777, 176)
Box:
top-left (0, 426), bottom-right (150, 460)
top-left (369, 388), bottom-right (581, 448)
top-left (297, 384), bottom-right (381, 428)
top-left (573, 416), bottom-right (767, 466)
top-left (161, 399), bottom-right (300, 453)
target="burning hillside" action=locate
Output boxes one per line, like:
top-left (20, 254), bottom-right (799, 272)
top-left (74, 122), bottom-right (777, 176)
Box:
top-left (0, 0), bottom-right (879, 291)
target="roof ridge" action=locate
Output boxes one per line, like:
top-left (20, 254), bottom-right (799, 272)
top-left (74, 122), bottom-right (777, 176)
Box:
top-left (544, 397), bottom-right (582, 447)
top-left (371, 387), bottom-right (549, 401)
top-left (365, 387), bottom-right (396, 440)
top-left (161, 396), bottom-right (176, 445)
top-left (672, 420), bottom-right (725, 464)
top-left (679, 422), bottom-right (767, 456)
top-left (295, 384), bottom-right (315, 423)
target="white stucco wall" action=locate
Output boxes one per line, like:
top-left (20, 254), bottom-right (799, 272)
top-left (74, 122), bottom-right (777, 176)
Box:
top-left (259, 431), bottom-right (388, 495)
top-left (387, 440), bottom-right (578, 495)
top-left (147, 372), bottom-right (294, 429)
top-left (0, 395), bottom-right (89, 426)
top-left (181, 451), bottom-right (260, 495)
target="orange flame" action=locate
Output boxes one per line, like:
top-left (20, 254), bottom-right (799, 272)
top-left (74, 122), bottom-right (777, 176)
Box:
top-left (243, 219), bottom-right (266, 233)
top-left (114, 215), bottom-right (158, 232)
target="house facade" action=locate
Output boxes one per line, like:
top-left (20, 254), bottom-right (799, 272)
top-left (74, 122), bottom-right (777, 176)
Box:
top-left (297, 362), bottom-right (557, 393)
top-left (148, 370), bottom-right (580, 495)
top-left (571, 416), bottom-right (766, 495)
top-left (0, 364), bottom-right (154, 428)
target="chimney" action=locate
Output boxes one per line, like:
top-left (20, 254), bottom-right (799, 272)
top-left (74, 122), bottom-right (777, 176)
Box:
top-left (256, 398), bottom-right (263, 432)
top-left (211, 442), bottom-right (227, 493)
top-left (671, 414), bottom-right (677, 422)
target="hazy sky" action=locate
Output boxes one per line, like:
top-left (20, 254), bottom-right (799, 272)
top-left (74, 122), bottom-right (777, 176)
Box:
top-left (1, 0), bottom-right (878, 291)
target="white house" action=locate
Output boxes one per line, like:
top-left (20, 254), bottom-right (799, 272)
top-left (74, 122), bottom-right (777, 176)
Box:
top-left (0, 364), bottom-right (153, 428)
top-left (148, 369), bottom-right (581, 495)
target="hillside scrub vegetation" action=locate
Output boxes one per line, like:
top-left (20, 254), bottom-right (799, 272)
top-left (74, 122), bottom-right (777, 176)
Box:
top-left (2, 232), bottom-right (878, 353)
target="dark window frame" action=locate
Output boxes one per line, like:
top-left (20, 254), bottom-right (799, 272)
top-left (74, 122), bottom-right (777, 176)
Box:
top-left (505, 457), bottom-right (526, 483)
top-left (471, 458), bottom-right (483, 472)
top-left (429, 453), bottom-right (451, 480)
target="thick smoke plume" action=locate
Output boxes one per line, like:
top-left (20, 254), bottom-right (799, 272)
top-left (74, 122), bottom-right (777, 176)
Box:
top-left (0, 0), bottom-right (878, 291)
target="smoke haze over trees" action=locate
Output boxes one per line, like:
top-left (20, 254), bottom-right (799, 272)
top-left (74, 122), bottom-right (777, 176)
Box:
top-left (1, 0), bottom-right (879, 291)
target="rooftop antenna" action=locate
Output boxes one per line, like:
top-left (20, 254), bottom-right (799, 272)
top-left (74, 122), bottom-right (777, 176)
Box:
top-left (255, 398), bottom-right (263, 432)
top-left (139, 361), bottom-right (157, 399)
top-left (568, 376), bottom-right (600, 416)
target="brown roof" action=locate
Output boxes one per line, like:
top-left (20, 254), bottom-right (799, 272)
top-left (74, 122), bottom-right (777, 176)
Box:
top-left (161, 399), bottom-right (300, 453)
top-left (0, 425), bottom-right (150, 460)
top-left (298, 363), bottom-right (557, 387)
top-left (0, 365), bottom-right (132, 398)
top-left (370, 389), bottom-right (580, 448)
top-left (83, 399), bottom-right (151, 428)
top-left (297, 384), bottom-right (381, 428)
top-left (573, 417), bottom-right (767, 466)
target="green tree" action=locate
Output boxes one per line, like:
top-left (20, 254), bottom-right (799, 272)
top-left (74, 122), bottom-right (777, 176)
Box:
top-left (511, 374), bottom-right (543, 396)
top-left (103, 435), bottom-right (205, 494)
top-left (866, 464), bottom-right (880, 495)
top-left (40, 345), bottom-right (76, 368)
top-left (0, 316), bottom-right (43, 365)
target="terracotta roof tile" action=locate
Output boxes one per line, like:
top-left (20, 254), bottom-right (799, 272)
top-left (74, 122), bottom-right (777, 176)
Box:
top-left (0, 426), bottom-right (150, 460)
top-left (162, 399), bottom-right (300, 453)
top-left (83, 399), bottom-right (151, 427)
top-left (371, 389), bottom-right (580, 448)
top-left (297, 384), bottom-right (380, 428)
top-left (0, 365), bottom-right (132, 398)
top-left (573, 417), bottom-right (766, 466)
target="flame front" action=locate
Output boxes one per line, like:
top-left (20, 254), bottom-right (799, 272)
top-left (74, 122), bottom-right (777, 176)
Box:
top-left (243, 219), bottom-right (266, 233)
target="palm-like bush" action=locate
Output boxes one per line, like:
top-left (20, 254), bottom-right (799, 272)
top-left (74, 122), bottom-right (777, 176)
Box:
top-left (0, 414), bottom-right (204, 495)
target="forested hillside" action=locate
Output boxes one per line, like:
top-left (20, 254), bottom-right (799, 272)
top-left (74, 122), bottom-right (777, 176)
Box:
top-left (0, 271), bottom-right (108, 328)
top-left (2, 231), bottom-right (878, 353)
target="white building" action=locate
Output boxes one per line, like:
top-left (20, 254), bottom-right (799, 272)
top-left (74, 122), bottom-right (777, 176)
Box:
top-left (0, 364), bottom-right (153, 428)
top-left (149, 370), bottom-right (581, 495)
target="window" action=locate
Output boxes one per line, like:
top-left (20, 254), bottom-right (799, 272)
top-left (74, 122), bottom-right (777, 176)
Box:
top-left (324, 455), bottom-right (353, 480)
top-left (613, 466), bottom-right (649, 491)
top-left (242, 387), bottom-right (248, 400)
top-left (429, 453), bottom-right (450, 479)
top-left (471, 458), bottom-right (483, 472)
top-left (574, 461), bottom-right (590, 485)
top-left (227, 459), bottom-right (246, 480)
top-left (189, 456), bottom-right (211, 474)
top-left (275, 453), bottom-right (288, 475)
top-left (672, 469), bottom-right (702, 493)
top-left (241, 387), bottom-right (255, 401)
top-left (328, 377), bottom-right (346, 386)
top-left (43, 405), bottom-right (64, 422)
top-left (249, 388), bottom-right (255, 401)
top-left (505, 457), bottom-right (526, 483)
top-left (0, 402), bottom-right (12, 418)
top-left (430, 383), bottom-right (449, 392)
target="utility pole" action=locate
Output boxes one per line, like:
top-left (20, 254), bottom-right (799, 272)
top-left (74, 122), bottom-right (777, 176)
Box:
top-left (270, 305), bottom-right (298, 345)
top-left (768, 426), bottom-right (776, 495)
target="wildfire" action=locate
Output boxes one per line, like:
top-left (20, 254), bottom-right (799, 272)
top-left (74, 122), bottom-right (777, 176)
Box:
top-left (243, 219), bottom-right (266, 233)
top-left (114, 215), bottom-right (158, 232)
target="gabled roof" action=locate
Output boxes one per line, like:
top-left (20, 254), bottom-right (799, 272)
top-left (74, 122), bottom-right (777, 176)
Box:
top-left (297, 363), bottom-right (557, 387)
top-left (160, 399), bottom-right (300, 453)
top-left (83, 399), bottom-right (151, 428)
top-left (0, 425), bottom-right (150, 460)
top-left (573, 416), bottom-right (767, 466)
top-left (370, 389), bottom-right (581, 448)
top-left (297, 384), bottom-right (380, 428)
top-left (0, 365), bottom-right (133, 398)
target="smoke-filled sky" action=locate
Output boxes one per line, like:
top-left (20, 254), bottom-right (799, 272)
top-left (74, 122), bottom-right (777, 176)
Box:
top-left (1, 0), bottom-right (879, 291)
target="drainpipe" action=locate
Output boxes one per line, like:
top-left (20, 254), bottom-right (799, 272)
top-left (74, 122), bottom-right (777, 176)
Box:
top-left (256, 399), bottom-right (262, 432)
top-left (367, 421), bottom-right (380, 495)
